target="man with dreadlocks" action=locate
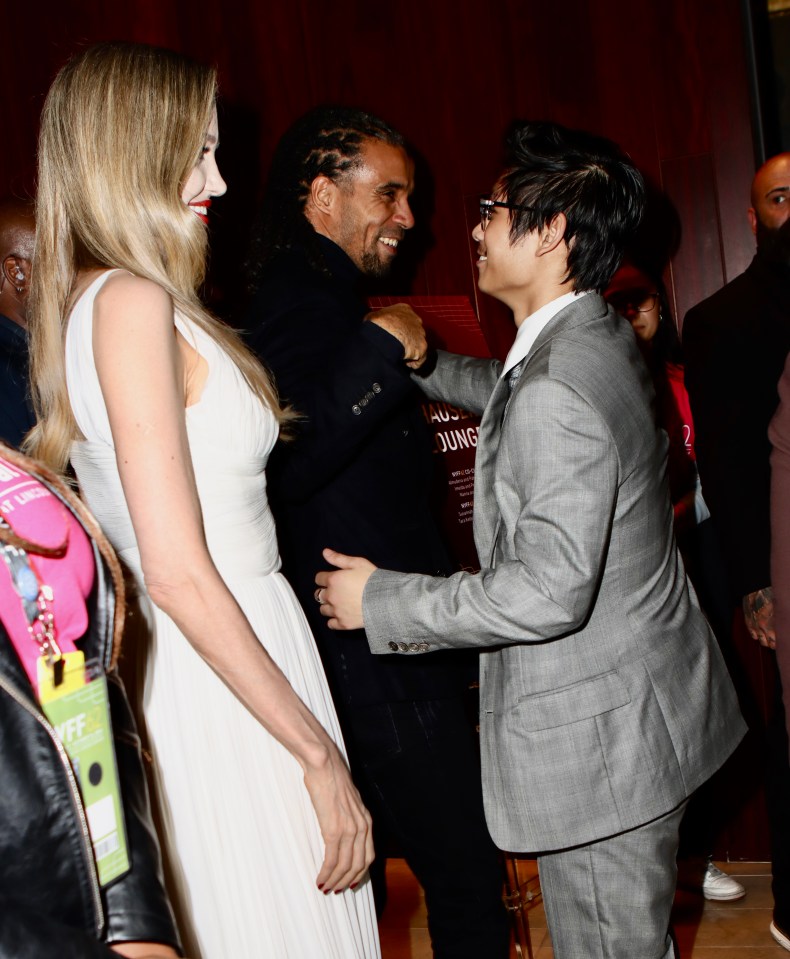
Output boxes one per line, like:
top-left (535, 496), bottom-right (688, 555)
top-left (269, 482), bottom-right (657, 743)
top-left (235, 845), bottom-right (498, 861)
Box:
top-left (244, 107), bottom-right (510, 958)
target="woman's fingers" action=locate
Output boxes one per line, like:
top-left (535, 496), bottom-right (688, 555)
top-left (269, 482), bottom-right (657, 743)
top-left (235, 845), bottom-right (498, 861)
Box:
top-left (321, 793), bottom-right (373, 891)
top-left (306, 752), bottom-right (374, 893)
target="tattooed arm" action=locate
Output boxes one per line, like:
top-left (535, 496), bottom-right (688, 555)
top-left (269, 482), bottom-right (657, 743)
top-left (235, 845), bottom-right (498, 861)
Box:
top-left (743, 586), bottom-right (776, 648)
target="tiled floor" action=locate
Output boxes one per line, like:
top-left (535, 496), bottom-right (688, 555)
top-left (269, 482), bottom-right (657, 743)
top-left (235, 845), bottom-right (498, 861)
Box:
top-left (378, 859), bottom-right (787, 958)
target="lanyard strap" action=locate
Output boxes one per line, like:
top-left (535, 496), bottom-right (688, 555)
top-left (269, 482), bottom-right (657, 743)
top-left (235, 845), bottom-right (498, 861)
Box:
top-left (0, 514), bottom-right (63, 681)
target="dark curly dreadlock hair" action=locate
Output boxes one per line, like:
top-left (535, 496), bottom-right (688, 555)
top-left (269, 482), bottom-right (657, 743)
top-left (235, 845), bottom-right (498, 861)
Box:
top-left (245, 106), bottom-right (404, 290)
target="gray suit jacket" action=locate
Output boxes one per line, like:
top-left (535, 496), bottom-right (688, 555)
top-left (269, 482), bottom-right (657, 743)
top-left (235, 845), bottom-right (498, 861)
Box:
top-left (363, 293), bottom-right (745, 853)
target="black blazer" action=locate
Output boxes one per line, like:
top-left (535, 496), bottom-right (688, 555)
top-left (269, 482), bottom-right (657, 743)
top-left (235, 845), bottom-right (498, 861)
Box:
top-left (0, 314), bottom-right (34, 448)
top-left (683, 254), bottom-right (790, 601)
top-left (245, 236), bottom-right (474, 709)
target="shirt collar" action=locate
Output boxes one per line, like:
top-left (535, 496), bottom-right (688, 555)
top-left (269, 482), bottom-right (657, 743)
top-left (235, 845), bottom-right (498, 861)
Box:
top-left (501, 290), bottom-right (589, 377)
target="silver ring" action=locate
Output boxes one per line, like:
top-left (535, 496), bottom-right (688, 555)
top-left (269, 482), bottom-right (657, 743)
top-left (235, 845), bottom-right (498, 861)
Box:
top-left (315, 588), bottom-right (324, 605)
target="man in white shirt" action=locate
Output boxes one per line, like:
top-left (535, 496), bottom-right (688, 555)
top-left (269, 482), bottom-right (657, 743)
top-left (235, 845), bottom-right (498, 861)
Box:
top-left (316, 120), bottom-right (746, 959)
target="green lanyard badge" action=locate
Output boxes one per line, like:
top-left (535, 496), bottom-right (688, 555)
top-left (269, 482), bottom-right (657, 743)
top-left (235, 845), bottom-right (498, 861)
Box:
top-left (39, 655), bottom-right (131, 887)
top-left (1, 511), bottom-right (130, 887)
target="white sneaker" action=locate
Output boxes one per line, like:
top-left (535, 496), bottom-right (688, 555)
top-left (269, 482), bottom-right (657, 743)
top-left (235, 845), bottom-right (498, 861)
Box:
top-left (701, 861), bottom-right (746, 901)
top-left (771, 920), bottom-right (790, 952)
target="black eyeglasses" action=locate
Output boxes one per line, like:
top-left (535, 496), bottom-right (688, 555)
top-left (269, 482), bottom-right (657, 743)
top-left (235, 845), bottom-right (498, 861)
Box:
top-left (479, 196), bottom-right (535, 230)
top-left (607, 290), bottom-right (659, 315)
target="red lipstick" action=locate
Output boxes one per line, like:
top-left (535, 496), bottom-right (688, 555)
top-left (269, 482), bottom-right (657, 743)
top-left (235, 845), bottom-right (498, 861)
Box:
top-left (189, 199), bottom-right (212, 224)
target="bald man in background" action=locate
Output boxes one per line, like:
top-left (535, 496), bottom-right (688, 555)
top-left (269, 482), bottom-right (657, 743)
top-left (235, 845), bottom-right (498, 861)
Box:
top-left (0, 198), bottom-right (35, 447)
top-left (684, 153), bottom-right (790, 952)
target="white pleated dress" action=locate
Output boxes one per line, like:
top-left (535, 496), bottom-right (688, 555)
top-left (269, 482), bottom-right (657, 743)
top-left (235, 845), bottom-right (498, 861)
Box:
top-left (65, 270), bottom-right (380, 959)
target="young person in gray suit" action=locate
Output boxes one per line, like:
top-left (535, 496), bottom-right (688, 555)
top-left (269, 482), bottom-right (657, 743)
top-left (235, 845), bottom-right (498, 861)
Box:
top-left (315, 121), bottom-right (747, 959)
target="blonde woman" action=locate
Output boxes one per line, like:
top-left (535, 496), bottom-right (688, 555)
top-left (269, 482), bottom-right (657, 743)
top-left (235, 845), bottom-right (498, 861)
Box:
top-left (28, 42), bottom-right (379, 959)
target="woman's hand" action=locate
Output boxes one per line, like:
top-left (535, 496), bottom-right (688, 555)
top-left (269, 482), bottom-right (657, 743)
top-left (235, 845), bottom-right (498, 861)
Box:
top-left (303, 745), bottom-right (374, 892)
top-left (314, 549), bottom-right (377, 630)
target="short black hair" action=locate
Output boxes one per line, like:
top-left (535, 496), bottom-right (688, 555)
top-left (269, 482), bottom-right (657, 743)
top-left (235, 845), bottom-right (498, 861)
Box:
top-left (246, 106), bottom-right (404, 287)
top-left (498, 121), bottom-right (645, 292)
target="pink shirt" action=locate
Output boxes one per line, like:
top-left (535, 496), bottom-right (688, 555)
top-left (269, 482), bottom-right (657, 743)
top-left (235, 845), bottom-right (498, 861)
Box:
top-left (0, 457), bottom-right (94, 690)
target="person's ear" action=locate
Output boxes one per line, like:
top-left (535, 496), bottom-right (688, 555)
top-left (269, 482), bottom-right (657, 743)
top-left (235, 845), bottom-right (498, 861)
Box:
top-left (309, 175), bottom-right (340, 217)
top-left (536, 212), bottom-right (568, 256)
top-left (747, 207), bottom-right (758, 237)
top-left (3, 256), bottom-right (30, 294)
top-left (2, 255), bottom-right (17, 291)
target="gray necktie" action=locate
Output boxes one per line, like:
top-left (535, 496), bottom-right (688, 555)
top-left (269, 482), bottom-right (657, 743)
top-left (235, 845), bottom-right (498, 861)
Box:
top-left (502, 360), bottom-right (523, 424)
top-left (507, 360), bottom-right (523, 393)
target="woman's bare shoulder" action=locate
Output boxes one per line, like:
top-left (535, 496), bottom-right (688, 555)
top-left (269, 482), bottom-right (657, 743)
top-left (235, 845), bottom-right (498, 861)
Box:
top-left (91, 271), bottom-right (174, 331)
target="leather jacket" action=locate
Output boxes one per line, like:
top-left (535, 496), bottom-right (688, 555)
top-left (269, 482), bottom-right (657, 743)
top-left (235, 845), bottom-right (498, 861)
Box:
top-left (0, 462), bottom-right (180, 958)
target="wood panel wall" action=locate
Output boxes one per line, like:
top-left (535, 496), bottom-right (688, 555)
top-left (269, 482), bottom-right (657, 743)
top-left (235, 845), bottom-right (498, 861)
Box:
top-left (1, 0), bottom-right (774, 860)
top-left (1, 0), bottom-right (758, 340)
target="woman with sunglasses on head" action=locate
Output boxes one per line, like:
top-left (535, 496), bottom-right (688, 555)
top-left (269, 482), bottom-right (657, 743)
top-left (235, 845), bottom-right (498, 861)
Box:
top-left (27, 42), bottom-right (378, 959)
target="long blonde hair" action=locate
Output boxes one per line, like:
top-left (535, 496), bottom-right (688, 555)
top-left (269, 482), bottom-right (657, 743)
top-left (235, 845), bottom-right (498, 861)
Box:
top-left (27, 42), bottom-right (291, 473)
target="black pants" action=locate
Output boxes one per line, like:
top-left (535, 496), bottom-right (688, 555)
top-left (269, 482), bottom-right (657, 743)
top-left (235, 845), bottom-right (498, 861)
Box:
top-left (683, 522), bottom-right (790, 922)
top-left (342, 697), bottom-right (511, 959)
top-left (677, 519), bottom-right (741, 856)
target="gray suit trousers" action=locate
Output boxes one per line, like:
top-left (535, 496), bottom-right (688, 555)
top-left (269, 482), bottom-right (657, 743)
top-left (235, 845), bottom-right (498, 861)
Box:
top-left (538, 800), bottom-right (688, 959)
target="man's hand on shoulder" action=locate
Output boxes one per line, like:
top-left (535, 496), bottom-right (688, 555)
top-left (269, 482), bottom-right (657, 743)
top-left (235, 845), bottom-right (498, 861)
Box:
top-left (365, 304), bottom-right (428, 369)
top-left (743, 586), bottom-right (776, 648)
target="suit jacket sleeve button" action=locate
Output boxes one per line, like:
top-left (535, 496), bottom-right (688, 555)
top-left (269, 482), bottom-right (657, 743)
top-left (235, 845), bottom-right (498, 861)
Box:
top-left (352, 404), bottom-right (362, 415)
top-left (399, 642), bottom-right (409, 652)
top-left (372, 382), bottom-right (382, 393)
top-left (408, 642), bottom-right (420, 651)
top-left (388, 641), bottom-right (399, 651)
